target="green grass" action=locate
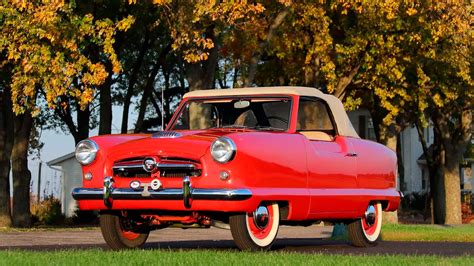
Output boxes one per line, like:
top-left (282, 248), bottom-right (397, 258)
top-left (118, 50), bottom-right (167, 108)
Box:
top-left (0, 250), bottom-right (472, 266)
top-left (382, 224), bottom-right (474, 242)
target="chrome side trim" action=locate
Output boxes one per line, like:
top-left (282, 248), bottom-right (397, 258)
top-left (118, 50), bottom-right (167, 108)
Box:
top-left (72, 187), bottom-right (252, 201)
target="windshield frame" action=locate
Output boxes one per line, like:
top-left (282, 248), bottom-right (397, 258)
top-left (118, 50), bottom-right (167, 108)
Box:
top-left (166, 95), bottom-right (295, 132)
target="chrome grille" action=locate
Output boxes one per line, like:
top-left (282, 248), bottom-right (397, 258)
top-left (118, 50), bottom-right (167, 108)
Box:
top-left (113, 158), bottom-right (150, 178)
top-left (113, 157), bottom-right (201, 178)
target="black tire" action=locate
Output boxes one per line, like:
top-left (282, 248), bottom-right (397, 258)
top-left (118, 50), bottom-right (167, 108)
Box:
top-left (229, 202), bottom-right (280, 251)
top-left (348, 202), bottom-right (382, 247)
top-left (99, 212), bottom-right (149, 250)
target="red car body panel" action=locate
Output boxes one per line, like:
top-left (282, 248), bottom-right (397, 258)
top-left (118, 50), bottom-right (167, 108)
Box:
top-left (74, 91), bottom-right (400, 222)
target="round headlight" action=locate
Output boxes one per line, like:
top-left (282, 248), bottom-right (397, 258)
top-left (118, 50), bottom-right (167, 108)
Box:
top-left (75, 140), bottom-right (99, 165)
top-left (211, 137), bottom-right (236, 163)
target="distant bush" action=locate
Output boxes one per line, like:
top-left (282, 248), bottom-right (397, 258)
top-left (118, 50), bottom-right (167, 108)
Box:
top-left (461, 190), bottom-right (473, 224)
top-left (64, 209), bottom-right (99, 226)
top-left (401, 191), bottom-right (429, 211)
top-left (31, 196), bottom-right (64, 225)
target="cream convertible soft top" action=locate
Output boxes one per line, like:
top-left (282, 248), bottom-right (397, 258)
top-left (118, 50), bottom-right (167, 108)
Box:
top-left (184, 87), bottom-right (360, 138)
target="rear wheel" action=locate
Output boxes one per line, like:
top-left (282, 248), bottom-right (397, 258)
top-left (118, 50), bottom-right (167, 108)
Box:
top-left (229, 202), bottom-right (280, 251)
top-left (348, 202), bottom-right (382, 247)
top-left (100, 212), bottom-right (149, 250)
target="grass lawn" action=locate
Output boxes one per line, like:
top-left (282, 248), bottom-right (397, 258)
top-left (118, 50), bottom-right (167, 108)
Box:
top-left (0, 250), bottom-right (472, 266)
top-left (382, 224), bottom-right (474, 242)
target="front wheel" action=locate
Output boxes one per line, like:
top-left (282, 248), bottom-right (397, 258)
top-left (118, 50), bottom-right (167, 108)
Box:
top-left (348, 202), bottom-right (383, 247)
top-left (229, 202), bottom-right (280, 251)
top-left (100, 212), bottom-right (149, 250)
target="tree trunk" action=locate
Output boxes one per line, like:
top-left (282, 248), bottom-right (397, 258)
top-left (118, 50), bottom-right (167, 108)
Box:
top-left (380, 128), bottom-right (399, 224)
top-left (372, 120), bottom-right (399, 224)
top-left (121, 34), bottom-right (151, 134)
top-left (441, 108), bottom-right (473, 224)
top-left (443, 158), bottom-right (462, 224)
top-left (99, 62), bottom-right (113, 135)
top-left (186, 54), bottom-right (217, 129)
top-left (134, 63), bottom-right (161, 133)
top-left (11, 112), bottom-right (33, 228)
top-left (428, 108), bottom-right (471, 224)
top-left (75, 105), bottom-right (90, 145)
top-left (0, 89), bottom-right (13, 227)
top-left (432, 160), bottom-right (446, 224)
top-left (134, 43), bottom-right (172, 133)
top-left (185, 28), bottom-right (219, 129)
top-left (54, 99), bottom-right (90, 145)
top-left (244, 8), bottom-right (289, 87)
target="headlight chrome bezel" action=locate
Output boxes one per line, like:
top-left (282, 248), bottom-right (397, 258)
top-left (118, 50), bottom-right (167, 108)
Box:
top-left (211, 137), bottom-right (236, 164)
top-left (75, 139), bottom-right (99, 165)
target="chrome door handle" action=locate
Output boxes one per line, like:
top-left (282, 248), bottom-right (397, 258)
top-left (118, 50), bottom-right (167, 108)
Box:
top-left (346, 152), bottom-right (358, 157)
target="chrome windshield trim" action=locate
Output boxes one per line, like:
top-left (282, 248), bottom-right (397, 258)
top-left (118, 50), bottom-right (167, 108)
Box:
top-left (72, 188), bottom-right (252, 201)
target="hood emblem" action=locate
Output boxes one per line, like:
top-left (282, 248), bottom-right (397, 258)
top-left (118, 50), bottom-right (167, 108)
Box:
top-left (152, 131), bottom-right (183, 138)
top-left (143, 157), bottom-right (157, 172)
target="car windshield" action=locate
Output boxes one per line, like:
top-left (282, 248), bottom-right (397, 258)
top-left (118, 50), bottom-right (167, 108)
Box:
top-left (170, 97), bottom-right (292, 131)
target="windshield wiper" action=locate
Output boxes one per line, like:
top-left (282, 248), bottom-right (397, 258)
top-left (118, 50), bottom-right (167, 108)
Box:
top-left (216, 125), bottom-right (252, 129)
top-left (252, 126), bottom-right (286, 131)
top-left (212, 125), bottom-right (285, 131)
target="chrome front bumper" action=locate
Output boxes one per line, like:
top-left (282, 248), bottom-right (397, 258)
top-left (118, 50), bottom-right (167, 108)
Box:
top-left (71, 187), bottom-right (252, 201)
top-left (72, 175), bottom-right (252, 209)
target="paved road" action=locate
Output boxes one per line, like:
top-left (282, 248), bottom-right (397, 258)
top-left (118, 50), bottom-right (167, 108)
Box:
top-left (0, 226), bottom-right (473, 256)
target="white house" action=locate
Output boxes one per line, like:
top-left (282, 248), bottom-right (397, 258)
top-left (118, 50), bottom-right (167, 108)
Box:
top-left (47, 152), bottom-right (82, 217)
top-left (348, 110), bottom-right (473, 195)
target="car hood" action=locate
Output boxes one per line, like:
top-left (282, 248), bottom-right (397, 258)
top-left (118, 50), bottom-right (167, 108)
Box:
top-left (103, 130), bottom-right (235, 162)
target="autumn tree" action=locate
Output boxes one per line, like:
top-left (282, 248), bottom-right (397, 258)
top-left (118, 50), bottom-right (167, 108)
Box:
top-left (331, 1), bottom-right (473, 224)
top-left (0, 0), bottom-right (131, 227)
top-left (221, 1), bottom-right (472, 224)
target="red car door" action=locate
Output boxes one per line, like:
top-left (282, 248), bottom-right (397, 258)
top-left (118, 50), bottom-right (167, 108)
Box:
top-left (305, 136), bottom-right (358, 216)
top-left (296, 97), bottom-right (358, 218)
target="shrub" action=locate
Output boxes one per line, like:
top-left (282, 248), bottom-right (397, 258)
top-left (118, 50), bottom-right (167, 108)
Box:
top-left (70, 209), bottom-right (99, 225)
top-left (461, 190), bottom-right (474, 224)
top-left (401, 191), bottom-right (429, 211)
top-left (30, 196), bottom-right (64, 225)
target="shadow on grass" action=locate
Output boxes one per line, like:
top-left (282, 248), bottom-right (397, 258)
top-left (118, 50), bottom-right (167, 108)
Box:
top-left (1, 238), bottom-right (473, 257)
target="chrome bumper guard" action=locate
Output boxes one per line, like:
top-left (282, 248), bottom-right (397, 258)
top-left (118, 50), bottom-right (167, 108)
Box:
top-left (72, 176), bottom-right (252, 209)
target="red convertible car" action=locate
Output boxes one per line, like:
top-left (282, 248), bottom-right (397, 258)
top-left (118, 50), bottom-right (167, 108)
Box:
top-left (72, 87), bottom-right (401, 250)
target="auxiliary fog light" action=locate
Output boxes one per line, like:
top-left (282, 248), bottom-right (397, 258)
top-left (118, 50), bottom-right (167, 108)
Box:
top-left (219, 170), bottom-right (230, 181)
top-left (84, 172), bottom-right (93, 181)
top-left (130, 180), bottom-right (141, 190)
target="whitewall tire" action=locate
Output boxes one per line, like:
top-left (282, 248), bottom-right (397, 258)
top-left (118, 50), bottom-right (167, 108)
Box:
top-left (230, 202), bottom-right (280, 251)
top-left (348, 202), bottom-right (383, 247)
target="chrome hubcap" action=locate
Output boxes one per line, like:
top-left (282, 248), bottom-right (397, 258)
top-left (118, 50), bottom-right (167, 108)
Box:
top-left (253, 206), bottom-right (269, 229)
top-left (365, 205), bottom-right (376, 226)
